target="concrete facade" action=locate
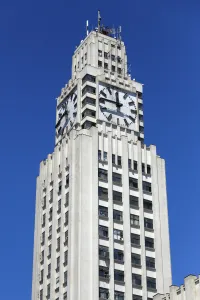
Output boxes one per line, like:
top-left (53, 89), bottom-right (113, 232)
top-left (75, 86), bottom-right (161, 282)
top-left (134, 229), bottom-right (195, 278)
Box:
top-left (154, 275), bottom-right (200, 300)
top-left (32, 27), bottom-right (172, 300)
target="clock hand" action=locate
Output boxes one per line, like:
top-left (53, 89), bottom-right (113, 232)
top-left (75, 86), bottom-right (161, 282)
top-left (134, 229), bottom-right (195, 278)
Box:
top-left (101, 107), bottom-right (125, 118)
top-left (115, 91), bottom-right (123, 110)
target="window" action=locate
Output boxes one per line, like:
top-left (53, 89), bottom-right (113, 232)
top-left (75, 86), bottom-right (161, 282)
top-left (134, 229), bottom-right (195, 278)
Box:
top-left (113, 191), bottom-right (122, 203)
top-left (98, 60), bottom-right (103, 67)
top-left (56, 237), bottom-right (60, 251)
top-left (98, 50), bottom-right (102, 57)
top-left (48, 245), bottom-right (51, 258)
top-left (103, 151), bottom-right (107, 161)
top-left (64, 271), bottom-right (67, 284)
top-left (56, 256), bottom-right (60, 269)
top-left (130, 214), bottom-right (140, 227)
top-left (114, 249), bottom-right (124, 262)
top-left (58, 181), bottom-right (62, 195)
top-left (56, 277), bottom-right (59, 284)
top-left (132, 274), bottom-right (142, 287)
top-left (144, 218), bottom-right (153, 229)
top-left (139, 126), bottom-right (144, 133)
top-left (111, 54), bottom-right (115, 61)
top-left (57, 199), bottom-right (61, 213)
top-left (40, 250), bottom-right (44, 264)
top-left (85, 53), bottom-right (87, 60)
top-left (42, 214), bottom-right (45, 227)
top-left (144, 199), bottom-right (152, 211)
top-left (142, 163), bottom-right (145, 173)
top-left (112, 172), bottom-right (122, 185)
top-left (64, 231), bottom-right (68, 245)
top-left (98, 168), bottom-right (108, 181)
top-left (113, 229), bottom-right (123, 241)
top-left (63, 292), bottom-right (67, 300)
top-left (129, 178), bottom-right (138, 189)
top-left (131, 233), bottom-right (140, 246)
top-left (147, 277), bottom-right (156, 290)
top-left (41, 231), bottom-right (45, 245)
top-left (145, 237), bottom-right (154, 249)
top-left (47, 284), bottom-right (50, 297)
top-left (65, 193), bottom-right (69, 207)
top-left (133, 296), bottom-right (142, 300)
top-left (49, 207), bottom-right (53, 221)
top-left (117, 56), bottom-right (121, 63)
top-left (143, 181), bottom-right (152, 193)
top-left (147, 165), bottom-right (151, 174)
top-left (42, 196), bottom-right (46, 209)
top-left (81, 57), bottom-right (83, 64)
top-left (58, 217), bottom-right (61, 227)
top-left (146, 256), bottom-right (155, 269)
top-left (82, 74), bottom-right (96, 85)
top-left (99, 287), bottom-right (109, 299)
top-left (130, 195), bottom-right (139, 208)
top-left (128, 159), bottom-right (131, 169)
top-left (50, 190), bottom-right (53, 203)
top-left (104, 52), bottom-right (108, 59)
top-left (134, 160), bottom-right (138, 171)
top-left (99, 206), bottom-right (108, 218)
top-left (82, 109), bottom-right (96, 119)
top-left (40, 269), bottom-right (44, 283)
top-left (139, 114), bottom-right (143, 121)
top-left (132, 253), bottom-right (141, 266)
top-left (114, 270), bottom-right (124, 282)
top-left (117, 68), bottom-right (122, 74)
top-left (98, 187), bottom-right (108, 200)
top-left (47, 264), bottom-right (51, 278)
top-left (115, 291), bottom-right (124, 300)
top-left (112, 65), bottom-right (115, 72)
top-left (40, 289), bottom-right (43, 300)
top-left (82, 85), bottom-right (96, 96)
top-left (98, 150), bottom-right (102, 160)
top-left (104, 63), bottom-right (108, 70)
top-left (112, 154), bottom-right (116, 164)
top-left (99, 225), bottom-right (109, 239)
top-left (48, 226), bottom-right (52, 240)
top-left (99, 246), bottom-right (109, 259)
top-left (64, 250), bottom-right (68, 265)
top-left (82, 96), bottom-right (96, 107)
top-left (113, 210), bottom-right (123, 222)
top-left (64, 211), bottom-right (68, 226)
top-left (99, 266), bottom-right (109, 279)
top-left (66, 175), bottom-right (69, 188)
top-left (117, 156), bottom-right (121, 166)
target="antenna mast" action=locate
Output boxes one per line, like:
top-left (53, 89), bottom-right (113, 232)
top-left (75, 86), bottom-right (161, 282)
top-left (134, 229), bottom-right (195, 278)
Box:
top-left (86, 20), bottom-right (89, 36)
top-left (98, 10), bottom-right (101, 32)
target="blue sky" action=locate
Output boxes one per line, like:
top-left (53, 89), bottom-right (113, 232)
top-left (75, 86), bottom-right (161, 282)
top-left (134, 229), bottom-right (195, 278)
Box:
top-left (0, 0), bottom-right (200, 299)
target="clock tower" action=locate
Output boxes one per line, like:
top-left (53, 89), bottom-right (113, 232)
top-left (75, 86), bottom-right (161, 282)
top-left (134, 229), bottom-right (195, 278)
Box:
top-left (32, 14), bottom-right (172, 300)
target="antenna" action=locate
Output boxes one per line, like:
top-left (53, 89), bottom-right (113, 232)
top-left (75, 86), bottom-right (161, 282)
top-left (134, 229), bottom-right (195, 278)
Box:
top-left (98, 10), bottom-right (101, 32)
top-left (86, 20), bottom-right (89, 36)
top-left (119, 26), bottom-right (122, 41)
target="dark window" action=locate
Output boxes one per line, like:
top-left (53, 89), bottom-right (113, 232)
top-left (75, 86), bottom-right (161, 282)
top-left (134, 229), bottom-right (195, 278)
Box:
top-left (82, 109), bottom-right (96, 119)
top-left (66, 175), bottom-right (69, 188)
top-left (112, 154), bottom-right (115, 164)
top-left (115, 291), bottom-right (124, 300)
top-left (128, 159), bottom-right (131, 169)
top-left (114, 249), bottom-right (124, 262)
top-left (47, 264), bottom-right (51, 277)
top-left (142, 163), bottom-right (145, 173)
top-left (113, 229), bottom-right (123, 241)
top-left (113, 191), bottom-right (122, 202)
top-left (64, 211), bottom-right (68, 225)
top-left (139, 126), bottom-right (144, 133)
top-left (111, 54), bottom-right (115, 61)
top-left (113, 172), bottom-right (122, 185)
top-left (98, 60), bottom-right (102, 67)
top-left (132, 253), bottom-right (141, 266)
top-left (57, 199), bottom-right (61, 213)
top-left (144, 199), bottom-right (152, 211)
top-left (82, 85), bottom-right (96, 96)
top-left (147, 165), bottom-right (151, 175)
top-left (117, 56), bottom-right (121, 63)
top-left (99, 225), bottom-right (109, 239)
top-left (57, 237), bottom-right (60, 251)
top-left (129, 178), bottom-right (138, 189)
top-left (99, 246), bottom-right (109, 259)
top-left (40, 289), bottom-right (43, 300)
top-left (134, 160), bottom-right (138, 171)
top-left (42, 214), bottom-right (45, 227)
top-left (113, 209), bottom-right (123, 222)
top-left (99, 206), bottom-right (108, 218)
top-left (143, 181), bottom-right (152, 193)
top-left (99, 288), bottom-right (109, 299)
top-left (98, 150), bottom-right (101, 160)
top-left (114, 270), bottom-right (124, 282)
top-left (132, 274), bottom-right (142, 287)
top-left (133, 295), bottom-right (142, 300)
top-left (98, 50), bottom-right (102, 57)
top-left (82, 74), bottom-right (96, 85)
top-left (64, 231), bottom-right (68, 245)
top-left (131, 233), bottom-right (140, 246)
top-left (50, 190), bottom-right (53, 203)
top-left (104, 63), bottom-right (108, 69)
top-left (49, 207), bottom-right (53, 221)
top-left (117, 68), bottom-right (122, 74)
top-left (99, 168), bottom-right (108, 181)
top-left (64, 250), bottom-right (68, 265)
top-left (117, 156), bottom-right (121, 166)
top-left (112, 65), bottom-right (116, 72)
top-left (139, 114), bottom-right (143, 121)
top-left (58, 181), bottom-right (62, 195)
top-left (138, 102), bottom-right (143, 110)
top-left (82, 97), bottom-right (96, 107)
top-left (130, 195), bottom-right (139, 208)
top-left (63, 292), bottom-right (67, 300)
top-left (147, 277), bottom-right (156, 290)
top-left (42, 196), bottom-right (46, 209)
top-left (130, 214), bottom-right (139, 227)
top-left (104, 151), bottom-right (107, 161)
top-left (104, 52), bottom-right (108, 59)
top-left (145, 237), bottom-right (154, 249)
top-left (144, 218), bottom-right (153, 229)
top-left (98, 187), bottom-right (108, 200)
top-left (47, 284), bottom-right (50, 297)
top-left (99, 266), bottom-right (109, 279)
top-left (146, 256), bottom-right (155, 269)
top-left (41, 231), bottom-right (45, 245)
top-left (65, 193), bottom-right (69, 207)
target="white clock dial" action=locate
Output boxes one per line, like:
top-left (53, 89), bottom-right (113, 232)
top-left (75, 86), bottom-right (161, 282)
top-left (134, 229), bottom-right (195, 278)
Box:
top-left (56, 88), bottom-right (77, 136)
top-left (99, 84), bottom-right (137, 130)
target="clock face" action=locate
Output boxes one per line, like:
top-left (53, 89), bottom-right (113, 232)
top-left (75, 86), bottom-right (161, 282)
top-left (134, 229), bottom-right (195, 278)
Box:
top-left (99, 84), bottom-right (137, 129)
top-left (55, 88), bottom-right (77, 136)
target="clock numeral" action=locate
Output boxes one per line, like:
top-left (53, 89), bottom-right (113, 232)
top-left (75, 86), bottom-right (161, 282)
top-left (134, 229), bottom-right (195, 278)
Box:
top-left (129, 115), bottom-right (135, 122)
top-left (99, 98), bottom-right (105, 104)
top-left (101, 106), bottom-right (107, 111)
top-left (73, 93), bottom-right (77, 102)
top-left (107, 87), bottom-right (112, 95)
top-left (107, 114), bottom-right (112, 121)
top-left (100, 90), bottom-right (107, 98)
top-left (131, 109), bottom-right (137, 114)
top-left (124, 119), bottom-right (129, 126)
top-left (123, 93), bottom-right (128, 99)
top-left (129, 101), bottom-right (135, 106)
